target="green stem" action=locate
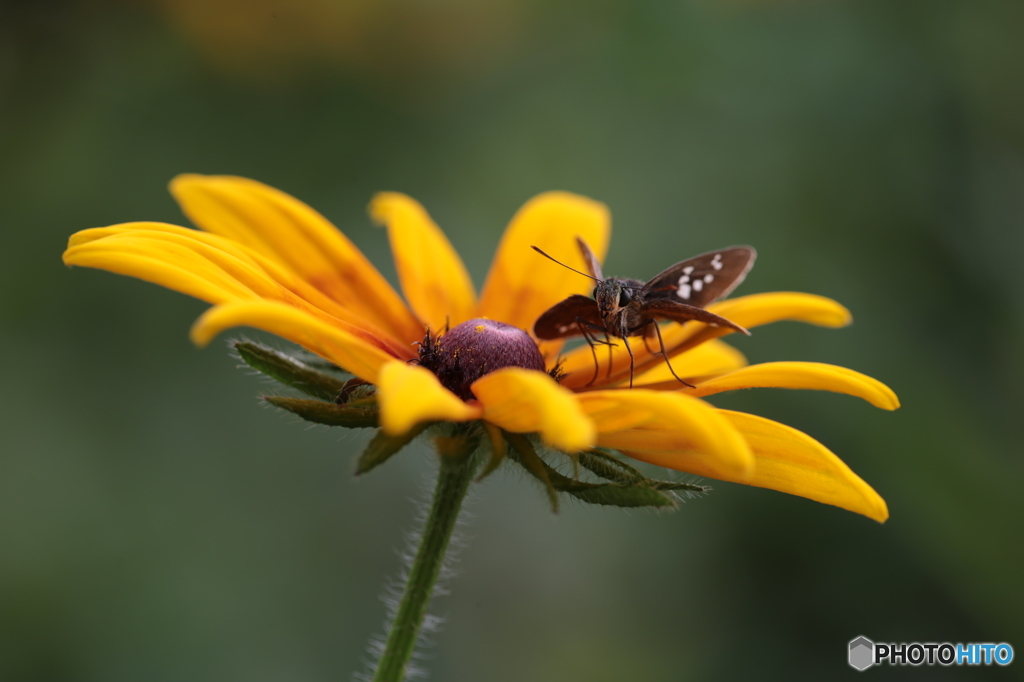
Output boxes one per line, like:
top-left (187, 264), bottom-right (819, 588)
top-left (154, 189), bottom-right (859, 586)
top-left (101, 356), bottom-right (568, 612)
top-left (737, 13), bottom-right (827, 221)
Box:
top-left (372, 451), bottom-right (477, 682)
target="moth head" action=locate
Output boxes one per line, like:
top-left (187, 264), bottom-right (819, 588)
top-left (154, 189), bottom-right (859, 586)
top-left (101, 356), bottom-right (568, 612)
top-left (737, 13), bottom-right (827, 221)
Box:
top-left (594, 280), bottom-right (631, 315)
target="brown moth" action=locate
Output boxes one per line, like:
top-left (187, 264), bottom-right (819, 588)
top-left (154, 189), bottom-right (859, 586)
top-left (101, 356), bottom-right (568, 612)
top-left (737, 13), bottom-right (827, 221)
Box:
top-left (533, 237), bottom-right (756, 387)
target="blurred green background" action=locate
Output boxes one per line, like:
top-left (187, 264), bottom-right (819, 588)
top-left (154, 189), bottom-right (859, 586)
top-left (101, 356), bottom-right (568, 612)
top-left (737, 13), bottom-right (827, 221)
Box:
top-left (2, 0), bottom-right (1022, 680)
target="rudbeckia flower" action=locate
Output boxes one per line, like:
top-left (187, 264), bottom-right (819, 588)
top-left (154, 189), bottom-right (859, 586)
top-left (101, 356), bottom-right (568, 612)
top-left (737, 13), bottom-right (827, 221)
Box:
top-left (63, 174), bottom-right (898, 522)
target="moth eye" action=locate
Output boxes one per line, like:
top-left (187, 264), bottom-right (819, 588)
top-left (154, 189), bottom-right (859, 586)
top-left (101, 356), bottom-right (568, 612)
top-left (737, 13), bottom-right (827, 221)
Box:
top-left (618, 289), bottom-right (632, 306)
top-left (592, 287), bottom-right (599, 299)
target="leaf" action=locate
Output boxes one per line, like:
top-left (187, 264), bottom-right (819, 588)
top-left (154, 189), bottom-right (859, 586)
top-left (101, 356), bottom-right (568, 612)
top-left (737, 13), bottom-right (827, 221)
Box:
top-left (235, 341), bottom-right (349, 401)
top-left (264, 396), bottom-right (378, 428)
top-left (357, 424), bottom-right (428, 475)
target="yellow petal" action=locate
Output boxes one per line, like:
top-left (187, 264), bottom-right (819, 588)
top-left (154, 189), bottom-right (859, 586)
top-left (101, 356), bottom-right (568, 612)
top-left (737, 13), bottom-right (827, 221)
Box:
top-left (614, 409), bottom-right (888, 520)
top-left (472, 368), bottom-right (596, 453)
top-left (707, 291), bottom-right (852, 328)
top-left (370, 192), bottom-right (476, 331)
top-left (582, 391), bottom-right (754, 480)
top-left (71, 224), bottom-right (338, 315)
top-left (630, 339), bottom-right (748, 388)
top-left (477, 191), bottom-right (610, 355)
top-left (64, 232), bottom-right (254, 302)
top-left (688, 362), bottom-right (900, 410)
top-left (67, 225), bottom-right (357, 314)
top-left (191, 300), bottom-right (399, 383)
top-left (170, 174), bottom-right (423, 344)
top-left (377, 361), bottom-right (482, 436)
top-left (726, 410), bottom-right (888, 521)
top-left (560, 292), bottom-right (852, 390)
top-left (64, 226), bottom-right (413, 359)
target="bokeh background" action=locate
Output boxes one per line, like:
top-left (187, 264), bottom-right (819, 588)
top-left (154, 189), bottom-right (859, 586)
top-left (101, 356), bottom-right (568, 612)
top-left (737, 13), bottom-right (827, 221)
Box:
top-left (2, 1), bottom-right (1023, 680)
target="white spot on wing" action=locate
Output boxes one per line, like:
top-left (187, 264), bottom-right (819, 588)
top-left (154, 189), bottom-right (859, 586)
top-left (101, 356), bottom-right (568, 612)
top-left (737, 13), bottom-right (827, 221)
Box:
top-left (677, 283), bottom-right (692, 299)
top-left (704, 274), bottom-right (714, 283)
top-left (711, 254), bottom-right (723, 270)
top-left (693, 279), bottom-right (703, 292)
top-left (678, 275), bottom-right (690, 285)
top-left (683, 266), bottom-right (694, 275)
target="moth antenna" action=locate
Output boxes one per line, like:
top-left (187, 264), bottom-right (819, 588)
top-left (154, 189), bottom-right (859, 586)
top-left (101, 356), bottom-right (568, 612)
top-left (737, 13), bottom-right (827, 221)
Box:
top-left (530, 246), bottom-right (602, 282)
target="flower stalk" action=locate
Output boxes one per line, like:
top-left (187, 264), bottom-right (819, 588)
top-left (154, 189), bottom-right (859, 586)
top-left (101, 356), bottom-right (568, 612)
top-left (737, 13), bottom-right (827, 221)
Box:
top-left (372, 442), bottom-right (479, 682)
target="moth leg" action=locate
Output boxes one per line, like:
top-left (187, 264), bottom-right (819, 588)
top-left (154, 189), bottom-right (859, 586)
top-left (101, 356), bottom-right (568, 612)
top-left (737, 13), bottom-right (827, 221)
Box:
top-left (617, 333), bottom-right (634, 388)
top-left (652, 319), bottom-right (695, 388)
top-left (580, 321), bottom-right (600, 387)
top-left (642, 323), bottom-right (658, 354)
top-left (575, 317), bottom-right (614, 387)
top-left (604, 331), bottom-right (615, 380)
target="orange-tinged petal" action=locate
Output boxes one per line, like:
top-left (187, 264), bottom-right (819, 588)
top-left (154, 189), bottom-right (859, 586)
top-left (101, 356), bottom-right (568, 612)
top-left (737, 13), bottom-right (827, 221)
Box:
top-left (630, 339), bottom-right (748, 388)
top-left (370, 192), bottom-right (476, 331)
top-left (687, 362), bottom-right (900, 410)
top-left (376, 361), bottom-right (482, 436)
top-left (560, 292), bottom-right (852, 390)
top-left (170, 174), bottom-right (423, 343)
top-left (472, 368), bottom-right (595, 453)
top-left (582, 391), bottom-right (754, 480)
top-left (732, 410), bottom-right (887, 521)
top-left (191, 300), bottom-right (399, 383)
top-left (64, 226), bottom-right (414, 359)
top-left (477, 192), bottom-right (610, 354)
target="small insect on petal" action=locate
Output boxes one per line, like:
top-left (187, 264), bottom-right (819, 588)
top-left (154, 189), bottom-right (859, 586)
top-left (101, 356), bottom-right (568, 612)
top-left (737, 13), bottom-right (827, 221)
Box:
top-left (533, 239), bottom-right (756, 388)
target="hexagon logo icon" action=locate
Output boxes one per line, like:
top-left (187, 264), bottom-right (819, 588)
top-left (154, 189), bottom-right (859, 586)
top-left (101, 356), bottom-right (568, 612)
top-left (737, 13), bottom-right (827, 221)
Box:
top-left (849, 636), bottom-right (875, 671)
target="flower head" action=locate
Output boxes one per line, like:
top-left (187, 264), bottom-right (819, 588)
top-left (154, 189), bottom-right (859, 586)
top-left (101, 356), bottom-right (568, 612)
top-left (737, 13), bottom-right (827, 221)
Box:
top-left (417, 318), bottom-right (548, 401)
top-left (63, 175), bottom-right (898, 521)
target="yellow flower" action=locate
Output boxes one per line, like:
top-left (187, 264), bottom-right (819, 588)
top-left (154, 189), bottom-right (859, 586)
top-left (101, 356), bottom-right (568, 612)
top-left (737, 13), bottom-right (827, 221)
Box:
top-left (63, 174), bottom-right (898, 522)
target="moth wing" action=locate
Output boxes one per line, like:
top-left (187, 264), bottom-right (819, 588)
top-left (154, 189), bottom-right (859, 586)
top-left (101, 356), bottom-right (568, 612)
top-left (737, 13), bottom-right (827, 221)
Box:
top-left (642, 299), bottom-right (750, 336)
top-left (644, 246), bottom-right (756, 308)
top-left (575, 236), bottom-right (604, 281)
top-left (534, 294), bottom-right (602, 340)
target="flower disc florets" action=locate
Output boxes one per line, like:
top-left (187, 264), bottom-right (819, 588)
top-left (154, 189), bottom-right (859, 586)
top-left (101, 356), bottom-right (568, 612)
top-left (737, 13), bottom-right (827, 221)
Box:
top-left (418, 318), bottom-right (546, 401)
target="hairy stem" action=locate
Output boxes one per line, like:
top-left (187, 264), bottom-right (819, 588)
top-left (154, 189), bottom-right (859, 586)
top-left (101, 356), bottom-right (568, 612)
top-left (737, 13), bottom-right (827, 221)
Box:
top-left (372, 451), bottom-right (477, 682)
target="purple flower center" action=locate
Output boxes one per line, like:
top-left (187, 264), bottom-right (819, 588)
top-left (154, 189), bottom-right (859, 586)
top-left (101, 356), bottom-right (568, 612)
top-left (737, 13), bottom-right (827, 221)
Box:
top-left (418, 318), bottom-right (547, 401)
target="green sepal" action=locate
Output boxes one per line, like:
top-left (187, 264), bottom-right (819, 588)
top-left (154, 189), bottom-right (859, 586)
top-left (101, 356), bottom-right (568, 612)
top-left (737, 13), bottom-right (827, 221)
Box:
top-left (357, 424), bottom-right (429, 476)
top-left (580, 449), bottom-right (710, 494)
top-left (544, 461), bottom-right (679, 509)
top-left (565, 484), bottom-right (679, 508)
top-left (235, 341), bottom-right (349, 401)
top-left (476, 423), bottom-right (507, 482)
top-left (434, 431), bottom-right (481, 461)
top-left (647, 480), bottom-right (711, 493)
top-left (506, 438), bottom-right (682, 509)
top-left (288, 349), bottom-right (348, 374)
top-left (264, 396), bottom-right (379, 428)
top-left (505, 433), bottom-right (560, 513)
top-left (577, 449), bottom-right (646, 485)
